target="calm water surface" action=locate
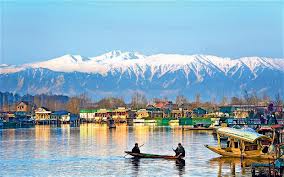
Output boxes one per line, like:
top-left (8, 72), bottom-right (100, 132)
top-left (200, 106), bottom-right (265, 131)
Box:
top-left (0, 124), bottom-right (258, 176)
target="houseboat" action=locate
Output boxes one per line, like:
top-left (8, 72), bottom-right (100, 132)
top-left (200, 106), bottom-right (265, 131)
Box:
top-left (112, 107), bottom-right (128, 123)
top-left (205, 127), bottom-right (277, 159)
top-left (133, 109), bottom-right (149, 123)
top-left (34, 107), bottom-right (52, 124)
top-left (257, 124), bottom-right (284, 145)
top-left (94, 109), bottom-right (110, 122)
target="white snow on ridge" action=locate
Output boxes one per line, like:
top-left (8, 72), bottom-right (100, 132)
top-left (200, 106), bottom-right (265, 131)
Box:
top-left (1, 51), bottom-right (283, 77)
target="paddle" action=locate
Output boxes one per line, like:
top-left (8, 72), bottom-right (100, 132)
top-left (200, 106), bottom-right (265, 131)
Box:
top-left (124, 144), bottom-right (144, 158)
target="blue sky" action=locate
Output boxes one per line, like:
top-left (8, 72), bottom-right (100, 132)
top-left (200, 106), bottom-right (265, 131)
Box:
top-left (1, 0), bottom-right (283, 64)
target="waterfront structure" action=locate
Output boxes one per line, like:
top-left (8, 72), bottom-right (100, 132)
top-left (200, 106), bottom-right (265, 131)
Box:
top-left (220, 106), bottom-right (236, 115)
top-left (136, 109), bottom-right (149, 119)
top-left (51, 110), bottom-right (79, 123)
top-left (35, 107), bottom-right (51, 123)
top-left (171, 108), bottom-right (184, 118)
top-left (112, 107), bottom-right (128, 122)
top-left (147, 107), bottom-right (164, 118)
top-left (80, 109), bottom-right (97, 122)
top-left (79, 109), bottom-right (111, 122)
top-left (16, 101), bottom-right (34, 113)
top-left (193, 107), bottom-right (207, 117)
top-left (95, 109), bottom-right (110, 122)
top-left (154, 100), bottom-right (169, 109)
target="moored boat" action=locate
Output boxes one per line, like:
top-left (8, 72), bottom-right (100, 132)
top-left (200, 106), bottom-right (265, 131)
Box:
top-left (107, 119), bottom-right (116, 129)
top-left (205, 127), bottom-right (277, 159)
top-left (133, 119), bottom-right (145, 123)
top-left (124, 151), bottom-right (183, 159)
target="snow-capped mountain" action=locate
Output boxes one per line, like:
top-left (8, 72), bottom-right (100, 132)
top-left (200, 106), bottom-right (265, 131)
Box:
top-left (1, 51), bottom-right (283, 100)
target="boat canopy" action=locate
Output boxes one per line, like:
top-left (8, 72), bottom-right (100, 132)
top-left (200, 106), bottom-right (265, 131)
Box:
top-left (217, 127), bottom-right (271, 143)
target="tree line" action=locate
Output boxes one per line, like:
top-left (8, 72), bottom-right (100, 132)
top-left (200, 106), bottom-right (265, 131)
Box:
top-left (0, 91), bottom-right (282, 114)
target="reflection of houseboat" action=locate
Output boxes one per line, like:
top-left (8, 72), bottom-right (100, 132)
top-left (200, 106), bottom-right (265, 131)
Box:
top-left (209, 157), bottom-right (269, 177)
top-left (205, 127), bottom-right (276, 159)
top-left (251, 143), bottom-right (284, 177)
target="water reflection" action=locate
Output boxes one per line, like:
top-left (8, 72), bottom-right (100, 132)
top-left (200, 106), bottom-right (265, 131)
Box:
top-left (209, 157), bottom-right (269, 177)
top-left (0, 124), bottom-right (258, 176)
top-left (130, 157), bottom-right (141, 176)
top-left (175, 159), bottom-right (185, 176)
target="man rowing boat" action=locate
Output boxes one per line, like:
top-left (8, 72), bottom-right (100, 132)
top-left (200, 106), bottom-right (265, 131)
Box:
top-left (125, 143), bottom-right (184, 159)
top-left (132, 143), bottom-right (140, 153)
top-left (174, 143), bottom-right (185, 158)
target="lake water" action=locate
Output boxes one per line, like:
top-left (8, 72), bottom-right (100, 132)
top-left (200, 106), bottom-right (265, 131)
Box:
top-left (0, 124), bottom-right (260, 176)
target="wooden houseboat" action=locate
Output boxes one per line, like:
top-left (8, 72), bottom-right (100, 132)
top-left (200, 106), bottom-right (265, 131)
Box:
top-left (205, 127), bottom-right (277, 159)
top-left (112, 107), bottom-right (128, 123)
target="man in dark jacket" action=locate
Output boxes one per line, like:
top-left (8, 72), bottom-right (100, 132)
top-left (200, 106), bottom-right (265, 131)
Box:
top-left (132, 143), bottom-right (140, 153)
top-left (174, 143), bottom-right (185, 158)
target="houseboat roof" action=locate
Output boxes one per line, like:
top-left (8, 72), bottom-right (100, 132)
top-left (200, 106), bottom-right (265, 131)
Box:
top-left (217, 127), bottom-right (271, 143)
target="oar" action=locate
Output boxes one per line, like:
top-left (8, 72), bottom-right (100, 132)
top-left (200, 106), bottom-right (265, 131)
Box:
top-left (124, 144), bottom-right (145, 158)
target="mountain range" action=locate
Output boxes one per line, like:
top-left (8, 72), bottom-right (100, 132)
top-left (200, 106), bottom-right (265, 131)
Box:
top-left (1, 50), bottom-right (283, 101)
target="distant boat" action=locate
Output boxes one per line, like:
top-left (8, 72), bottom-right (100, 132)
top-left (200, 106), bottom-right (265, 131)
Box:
top-left (124, 151), bottom-right (183, 160)
top-left (107, 119), bottom-right (116, 129)
top-left (183, 122), bottom-right (213, 130)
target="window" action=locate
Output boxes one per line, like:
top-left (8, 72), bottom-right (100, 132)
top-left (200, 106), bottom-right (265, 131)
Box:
top-left (245, 144), bottom-right (258, 151)
top-left (234, 142), bottom-right (239, 148)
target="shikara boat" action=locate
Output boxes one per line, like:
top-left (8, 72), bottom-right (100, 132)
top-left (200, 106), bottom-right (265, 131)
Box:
top-left (124, 151), bottom-right (183, 159)
top-left (107, 119), bottom-right (116, 129)
top-left (205, 127), bottom-right (277, 159)
top-left (183, 122), bottom-right (213, 130)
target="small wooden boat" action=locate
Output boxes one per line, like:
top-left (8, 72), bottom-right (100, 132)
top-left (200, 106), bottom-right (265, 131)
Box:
top-left (124, 151), bottom-right (183, 159)
top-left (107, 119), bottom-right (116, 129)
top-left (184, 127), bottom-right (213, 130)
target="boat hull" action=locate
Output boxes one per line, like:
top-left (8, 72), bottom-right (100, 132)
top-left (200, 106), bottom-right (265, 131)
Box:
top-left (124, 151), bottom-right (183, 159)
top-left (204, 145), bottom-right (276, 159)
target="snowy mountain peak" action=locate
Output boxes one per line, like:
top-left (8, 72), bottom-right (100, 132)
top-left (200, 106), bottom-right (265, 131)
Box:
top-left (0, 51), bottom-right (283, 100)
top-left (0, 52), bottom-right (283, 75)
top-left (91, 50), bottom-right (145, 62)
